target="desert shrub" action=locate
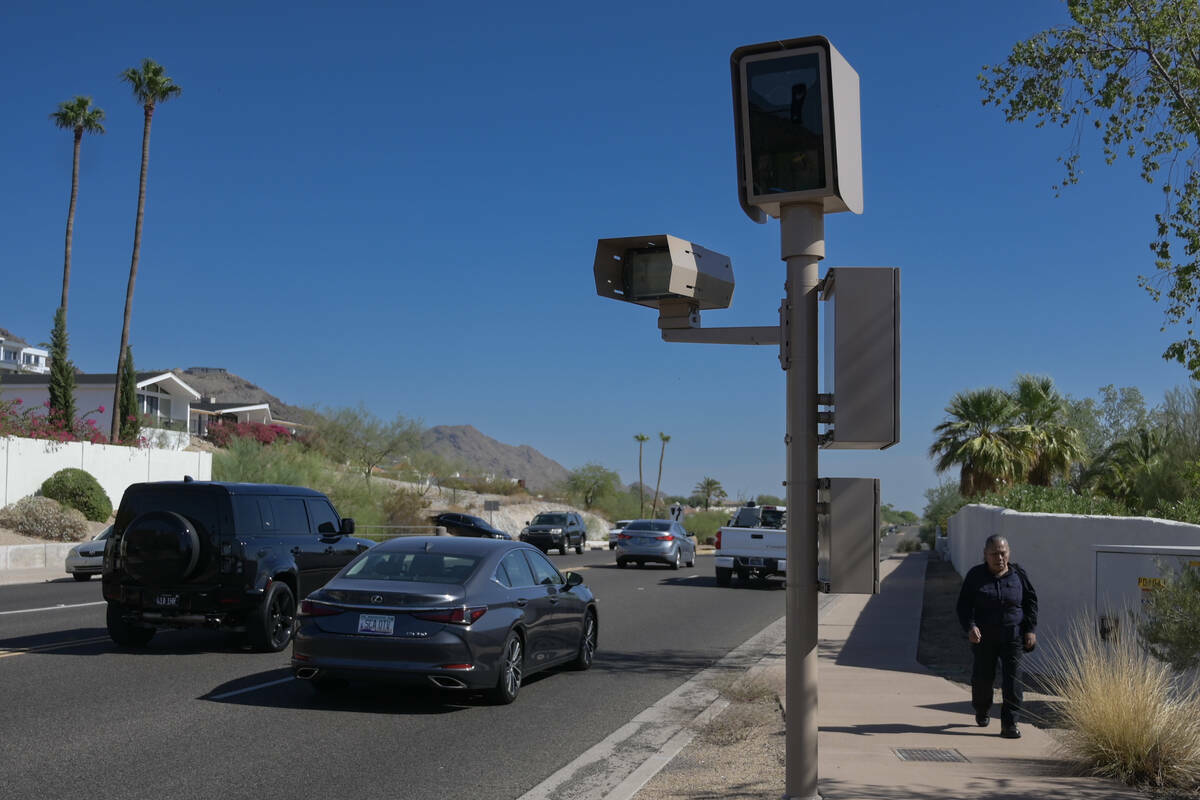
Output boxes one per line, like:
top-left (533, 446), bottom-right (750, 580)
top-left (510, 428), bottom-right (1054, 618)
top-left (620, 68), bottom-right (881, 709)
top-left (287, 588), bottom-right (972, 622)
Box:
top-left (1139, 565), bottom-right (1200, 673)
top-left (463, 475), bottom-right (522, 495)
top-left (40, 468), bottom-right (112, 522)
top-left (382, 487), bottom-right (431, 526)
top-left (684, 510), bottom-right (729, 542)
top-left (213, 437), bottom-right (326, 487)
top-left (896, 538), bottom-right (923, 553)
top-left (977, 484), bottom-right (1130, 516)
top-left (1041, 613), bottom-right (1200, 790)
top-left (0, 496), bottom-right (89, 541)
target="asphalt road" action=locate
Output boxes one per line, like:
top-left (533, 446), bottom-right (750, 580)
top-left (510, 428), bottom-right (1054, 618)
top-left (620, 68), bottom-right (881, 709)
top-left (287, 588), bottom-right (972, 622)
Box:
top-left (0, 550), bottom-right (792, 800)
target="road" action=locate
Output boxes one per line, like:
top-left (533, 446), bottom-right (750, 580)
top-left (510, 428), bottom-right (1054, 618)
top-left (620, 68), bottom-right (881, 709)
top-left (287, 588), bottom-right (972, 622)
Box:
top-left (1, 550), bottom-right (793, 800)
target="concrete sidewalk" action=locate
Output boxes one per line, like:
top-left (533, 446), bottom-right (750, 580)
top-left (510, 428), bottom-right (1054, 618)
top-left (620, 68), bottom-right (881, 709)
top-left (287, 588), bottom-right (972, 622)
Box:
top-left (635, 552), bottom-right (1145, 800)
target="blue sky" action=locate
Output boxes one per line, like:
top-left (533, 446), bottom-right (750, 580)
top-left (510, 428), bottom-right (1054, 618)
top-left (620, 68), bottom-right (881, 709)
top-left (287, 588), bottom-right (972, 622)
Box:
top-left (2, 1), bottom-right (1191, 513)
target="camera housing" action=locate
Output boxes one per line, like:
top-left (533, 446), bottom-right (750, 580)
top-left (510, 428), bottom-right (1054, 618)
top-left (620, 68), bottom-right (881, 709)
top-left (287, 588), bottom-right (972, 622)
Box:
top-left (593, 235), bottom-right (734, 314)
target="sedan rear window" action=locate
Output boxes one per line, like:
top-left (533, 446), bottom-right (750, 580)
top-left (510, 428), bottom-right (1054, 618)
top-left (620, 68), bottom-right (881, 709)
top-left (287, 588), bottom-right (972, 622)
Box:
top-left (625, 521), bottom-right (671, 532)
top-left (343, 552), bottom-right (481, 584)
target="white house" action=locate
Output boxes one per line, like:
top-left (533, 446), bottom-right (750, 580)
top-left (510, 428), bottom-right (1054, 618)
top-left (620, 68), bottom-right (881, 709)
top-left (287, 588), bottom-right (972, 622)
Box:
top-left (189, 400), bottom-right (303, 436)
top-left (0, 329), bottom-right (49, 375)
top-left (0, 371), bottom-right (200, 448)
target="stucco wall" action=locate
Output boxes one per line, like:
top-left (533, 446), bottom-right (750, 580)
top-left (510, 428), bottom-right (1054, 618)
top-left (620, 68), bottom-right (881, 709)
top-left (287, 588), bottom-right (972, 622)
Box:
top-left (948, 504), bottom-right (1200, 670)
top-left (0, 436), bottom-right (211, 512)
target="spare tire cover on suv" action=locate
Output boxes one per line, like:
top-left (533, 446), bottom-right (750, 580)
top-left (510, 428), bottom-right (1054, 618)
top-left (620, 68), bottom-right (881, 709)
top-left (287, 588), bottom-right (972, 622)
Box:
top-left (121, 510), bottom-right (202, 585)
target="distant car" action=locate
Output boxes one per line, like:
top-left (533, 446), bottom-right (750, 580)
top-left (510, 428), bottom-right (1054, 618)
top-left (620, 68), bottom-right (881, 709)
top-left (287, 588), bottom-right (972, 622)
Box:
top-left (291, 536), bottom-right (598, 704)
top-left (608, 519), bottom-right (633, 550)
top-left (615, 519), bottom-right (696, 570)
top-left (520, 511), bottom-right (587, 555)
top-left (65, 525), bottom-right (113, 581)
top-left (434, 512), bottom-right (512, 539)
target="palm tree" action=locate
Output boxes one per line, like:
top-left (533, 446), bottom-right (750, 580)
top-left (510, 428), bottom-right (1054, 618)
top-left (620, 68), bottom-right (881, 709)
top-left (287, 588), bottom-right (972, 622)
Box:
top-left (1084, 427), bottom-right (1170, 510)
top-left (651, 432), bottom-right (670, 517)
top-left (111, 58), bottom-right (181, 441)
top-left (50, 96), bottom-right (105, 319)
top-left (929, 389), bottom-right (1029, 497)
top-left (1010, 374), bottom-right (1085, 486)
top-left (634, 433), bottom-right (649, 516)
top-left (694, 476), bottom-right (725, 510)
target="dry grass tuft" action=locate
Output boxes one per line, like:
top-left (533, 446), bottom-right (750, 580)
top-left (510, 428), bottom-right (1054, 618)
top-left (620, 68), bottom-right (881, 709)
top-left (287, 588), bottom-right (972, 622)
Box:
top-left (1039, 613), bottom-right (1200, 791)
top-left (715, 674), bottom-right (779, 705)
top-left (695, 704), bottom-right (769, 745)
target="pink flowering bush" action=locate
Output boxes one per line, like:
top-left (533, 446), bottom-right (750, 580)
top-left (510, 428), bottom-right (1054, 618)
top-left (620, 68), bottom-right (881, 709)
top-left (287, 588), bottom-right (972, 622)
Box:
top-left (0, 397), bottom-right (109, 444)
top-left (207, 419), bottom-right (294, 447)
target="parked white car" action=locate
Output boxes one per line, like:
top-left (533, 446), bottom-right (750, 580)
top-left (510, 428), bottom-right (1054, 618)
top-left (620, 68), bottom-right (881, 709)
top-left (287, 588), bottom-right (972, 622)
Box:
top-left (64, 525), bottom-right (112, 581)
top-left (607, 520), bottom-right (632, 550)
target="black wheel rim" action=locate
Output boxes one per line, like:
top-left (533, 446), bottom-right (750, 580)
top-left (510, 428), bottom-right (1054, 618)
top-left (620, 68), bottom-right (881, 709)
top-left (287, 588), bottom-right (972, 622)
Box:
top-left (269, 591), bottom-right (295, 647)
top-left (502, 637), bottom-right (523, 697)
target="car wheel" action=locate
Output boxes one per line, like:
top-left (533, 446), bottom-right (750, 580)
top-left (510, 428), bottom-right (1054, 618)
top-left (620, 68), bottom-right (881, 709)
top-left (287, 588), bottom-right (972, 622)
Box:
top-left (488, 631), bottom-right (524, 705)
top-left (570, 611), bottom-right (598, 671)
top-left (715, 567), bottom-right (732, 587)
top-left (248, 581), bottom-right (296, 653)
top-left (560, 541), bottom-right (568, 555)
top-left (686, 550), bottom-right (696, 568)
top-left (670, 549), bottom-right (680, 570)
top-left (574, 538), bottom-right (583, 555)
top-left (72, 573), bottom-right (92, 582)
top-left (616, 559), bottom-right (626, 568)
top-left (106, 602), bottom-right (155, 647)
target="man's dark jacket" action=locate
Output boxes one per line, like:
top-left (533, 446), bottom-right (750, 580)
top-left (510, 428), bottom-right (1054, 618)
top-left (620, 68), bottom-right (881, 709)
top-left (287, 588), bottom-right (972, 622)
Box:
top-left (956, 562), bottom-right (1038, 635)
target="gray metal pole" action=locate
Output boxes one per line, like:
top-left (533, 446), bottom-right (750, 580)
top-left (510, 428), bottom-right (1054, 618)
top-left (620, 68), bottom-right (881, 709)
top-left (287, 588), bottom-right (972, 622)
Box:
top-left (780, 202), bottom-right (824, 800)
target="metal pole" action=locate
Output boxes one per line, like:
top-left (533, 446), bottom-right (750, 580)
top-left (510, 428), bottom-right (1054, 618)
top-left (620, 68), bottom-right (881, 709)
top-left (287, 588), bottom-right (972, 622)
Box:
top-left (781, 202), bottom-right (824, 800)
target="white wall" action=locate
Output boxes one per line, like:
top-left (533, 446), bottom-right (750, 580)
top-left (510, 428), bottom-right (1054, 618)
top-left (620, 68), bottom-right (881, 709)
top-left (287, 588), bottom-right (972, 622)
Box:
top-left (0, 436), bottom-right (211, 512)
top-left (948, 504), bottom-right (1200, 670)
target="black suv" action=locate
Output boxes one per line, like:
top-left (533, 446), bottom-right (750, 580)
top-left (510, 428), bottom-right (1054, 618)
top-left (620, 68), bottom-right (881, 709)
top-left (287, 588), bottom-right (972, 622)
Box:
top-left (102, 479), bottom-right (371, 652)
top-left (520, 511), bottom-right (587, 554)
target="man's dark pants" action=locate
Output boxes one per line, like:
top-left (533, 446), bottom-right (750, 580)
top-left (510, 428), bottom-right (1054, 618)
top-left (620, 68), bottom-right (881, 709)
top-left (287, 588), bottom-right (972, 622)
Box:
top-left (971, 626), bottom-right (1023, 727)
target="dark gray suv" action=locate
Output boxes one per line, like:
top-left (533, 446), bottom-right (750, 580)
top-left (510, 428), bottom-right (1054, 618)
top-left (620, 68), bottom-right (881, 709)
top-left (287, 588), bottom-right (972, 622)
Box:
top-left (520, 511), bottom-right (587, 554)
top-left (102, 479), bottom-right (371, 652)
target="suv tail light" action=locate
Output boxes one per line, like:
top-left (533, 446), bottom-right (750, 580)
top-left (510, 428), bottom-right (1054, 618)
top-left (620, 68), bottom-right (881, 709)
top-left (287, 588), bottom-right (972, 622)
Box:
top-left (299, 600), bottom-right (341, 617)
top-left (413, 606), bottom-right (487, 625)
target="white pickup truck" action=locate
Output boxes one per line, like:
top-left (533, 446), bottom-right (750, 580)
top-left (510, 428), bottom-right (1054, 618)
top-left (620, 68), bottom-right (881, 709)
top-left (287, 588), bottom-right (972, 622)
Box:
top-left (714, 504), bottom-right (787, 587)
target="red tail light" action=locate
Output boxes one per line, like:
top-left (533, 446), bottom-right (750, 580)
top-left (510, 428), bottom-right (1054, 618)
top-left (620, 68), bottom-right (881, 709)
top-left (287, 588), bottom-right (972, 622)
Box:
top-left (618, 533), bottom-right (631, 540)
top-left (715, 531), bottom-right (722, 550)
top-left (299, 600), bottom-right (341, 617)
top-left (656, 534), bottom-right (674, 541)
top-left (413, 606), bottom-right (487, 625)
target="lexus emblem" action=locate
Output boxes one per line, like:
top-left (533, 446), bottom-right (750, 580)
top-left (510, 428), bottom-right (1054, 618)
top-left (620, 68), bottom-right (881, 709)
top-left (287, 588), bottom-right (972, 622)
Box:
top-left (371, 595), bottom-right (384, 605)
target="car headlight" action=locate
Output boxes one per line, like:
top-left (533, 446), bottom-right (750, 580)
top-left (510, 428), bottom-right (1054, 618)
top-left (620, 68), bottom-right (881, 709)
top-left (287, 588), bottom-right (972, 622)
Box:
top-left (550, 528), bottom-right (563, 535)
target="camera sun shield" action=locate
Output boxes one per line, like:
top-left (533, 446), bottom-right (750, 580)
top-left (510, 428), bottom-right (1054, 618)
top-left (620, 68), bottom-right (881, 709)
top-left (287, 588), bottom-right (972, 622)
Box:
top-left (594, 235), bottom-right (734, 311)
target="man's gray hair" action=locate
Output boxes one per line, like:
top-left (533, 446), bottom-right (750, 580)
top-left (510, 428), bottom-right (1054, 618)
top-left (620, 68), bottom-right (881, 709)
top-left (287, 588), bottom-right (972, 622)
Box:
top-left (984, 534), bottom-right (1008, 552)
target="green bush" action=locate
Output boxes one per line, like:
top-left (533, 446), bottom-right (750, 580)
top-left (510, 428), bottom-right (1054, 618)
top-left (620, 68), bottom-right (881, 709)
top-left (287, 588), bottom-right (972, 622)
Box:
top-left (977, 484), bottom-right (1130, 516)
top-left (683, 510), bottom-right (730, 542)
top-left (382, 487), bottom-right (431, 526)
top-left (1139, 565), bottom-right (1200, 672)
top-left (0, 496), bottom-right (89, 540)
top-left (896, 538), bottom-right (923, 553)
top-left (40, 468), bottom-right (112, 522)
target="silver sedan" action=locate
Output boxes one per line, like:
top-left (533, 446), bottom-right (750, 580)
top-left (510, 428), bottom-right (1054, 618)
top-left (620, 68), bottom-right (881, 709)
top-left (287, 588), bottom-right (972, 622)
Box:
top-left (615, 520), bottom-right (696, 570)
top-left (64, 525), bottom-right (112, 581)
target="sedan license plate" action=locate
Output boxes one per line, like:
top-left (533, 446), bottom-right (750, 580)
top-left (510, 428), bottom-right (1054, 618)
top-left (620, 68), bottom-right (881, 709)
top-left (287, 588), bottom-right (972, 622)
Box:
top-left (156, 593), bottom-right (179, 607)
top-left (636, 537), bottom-right (654, 545)
top-left (357, 614), bottom-right (395, 635)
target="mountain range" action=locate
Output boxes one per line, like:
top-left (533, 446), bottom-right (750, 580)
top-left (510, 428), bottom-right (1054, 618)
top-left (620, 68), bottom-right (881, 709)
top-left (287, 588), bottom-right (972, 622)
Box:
top-left (171, 368), bottom-right (570, 490)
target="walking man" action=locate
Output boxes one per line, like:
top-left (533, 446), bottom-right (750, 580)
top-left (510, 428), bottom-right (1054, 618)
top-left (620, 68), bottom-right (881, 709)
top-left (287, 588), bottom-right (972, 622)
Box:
top-left (955, 534), bottom-right (1038, 739)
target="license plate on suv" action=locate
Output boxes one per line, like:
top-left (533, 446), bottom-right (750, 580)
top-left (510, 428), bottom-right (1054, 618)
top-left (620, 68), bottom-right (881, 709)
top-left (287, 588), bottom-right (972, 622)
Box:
top-left (357, 614), bottom-right (395, 635)
top-left (156, 593), bottom-right (179, 607)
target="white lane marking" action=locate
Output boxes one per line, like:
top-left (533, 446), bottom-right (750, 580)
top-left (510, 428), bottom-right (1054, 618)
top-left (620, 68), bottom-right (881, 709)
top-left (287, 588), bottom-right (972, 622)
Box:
top-left (209, 676), bottom-right (295, 701)
top-left (0, 601), bottom-right (106, 616)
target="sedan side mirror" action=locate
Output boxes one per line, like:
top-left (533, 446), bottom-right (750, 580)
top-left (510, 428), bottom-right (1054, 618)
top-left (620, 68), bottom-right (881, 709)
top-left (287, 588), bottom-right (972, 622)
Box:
top-left (564, 571), bottom-right (584, 589)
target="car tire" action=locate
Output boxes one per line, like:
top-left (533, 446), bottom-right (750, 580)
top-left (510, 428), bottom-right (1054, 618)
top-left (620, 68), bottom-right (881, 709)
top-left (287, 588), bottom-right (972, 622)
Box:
top-left (248, 581), bottom-right (296, 653)
top-left (72, 573), bottom-right (92, 582)
top-left (560, 541), bottom-right (568, 555)
top-left (670, 549), bottom-right (680, 570)
top-left (616, 559), bottom-right (626, 568)
top-left (106, 602), bottom-right (155, 647)
top-left (574, 538), bottom-right (583, 555)
top-left (715, 567), bottom-right (732, 587)
top-left (686, 551), bottom-right (695, 568)
top-left (488, 631), bottom-right (524, 705)
top-left (570, 611), bottom-right (597, 671)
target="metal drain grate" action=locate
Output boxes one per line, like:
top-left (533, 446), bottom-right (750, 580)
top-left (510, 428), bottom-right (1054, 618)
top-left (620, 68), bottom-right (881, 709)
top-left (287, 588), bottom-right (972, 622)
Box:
top-left (893, 748), bottom-right (968, 763)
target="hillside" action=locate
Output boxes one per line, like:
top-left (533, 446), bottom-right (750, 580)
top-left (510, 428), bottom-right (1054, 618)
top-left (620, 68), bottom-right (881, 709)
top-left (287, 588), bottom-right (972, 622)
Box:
top-left (421, 425), bottom-right (570, 491)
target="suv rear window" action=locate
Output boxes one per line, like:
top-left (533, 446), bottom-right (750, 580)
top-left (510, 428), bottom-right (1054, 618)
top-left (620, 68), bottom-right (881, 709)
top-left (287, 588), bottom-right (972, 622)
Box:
top-left (117, 486), bottom-right (225, 536)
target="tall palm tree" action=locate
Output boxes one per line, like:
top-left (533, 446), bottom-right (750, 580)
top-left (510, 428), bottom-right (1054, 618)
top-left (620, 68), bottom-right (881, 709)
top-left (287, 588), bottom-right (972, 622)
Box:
top-left (694, 476), bottom-right (725, 510)
top-left (50, 96), bottom-right (105, 319)
top-left (634, 433), bottom-right (649, 516)
top-left (651, 432), bottom-right (670, 517)
top-left (929, 389), bottom-right (1029, 497)
top-left (1010, 374), bottom-right (1085, 486)
top-left (111, 59), bottom-right (181, 441)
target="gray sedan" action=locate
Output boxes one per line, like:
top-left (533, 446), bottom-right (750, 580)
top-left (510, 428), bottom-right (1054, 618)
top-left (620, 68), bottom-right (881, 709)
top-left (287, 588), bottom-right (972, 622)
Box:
top-left (615, 520), bottom-right (696, 570)
top-left (291, 537), bottom-right (598, 704)
top-left (64, 525), bottom-right (112, 581)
